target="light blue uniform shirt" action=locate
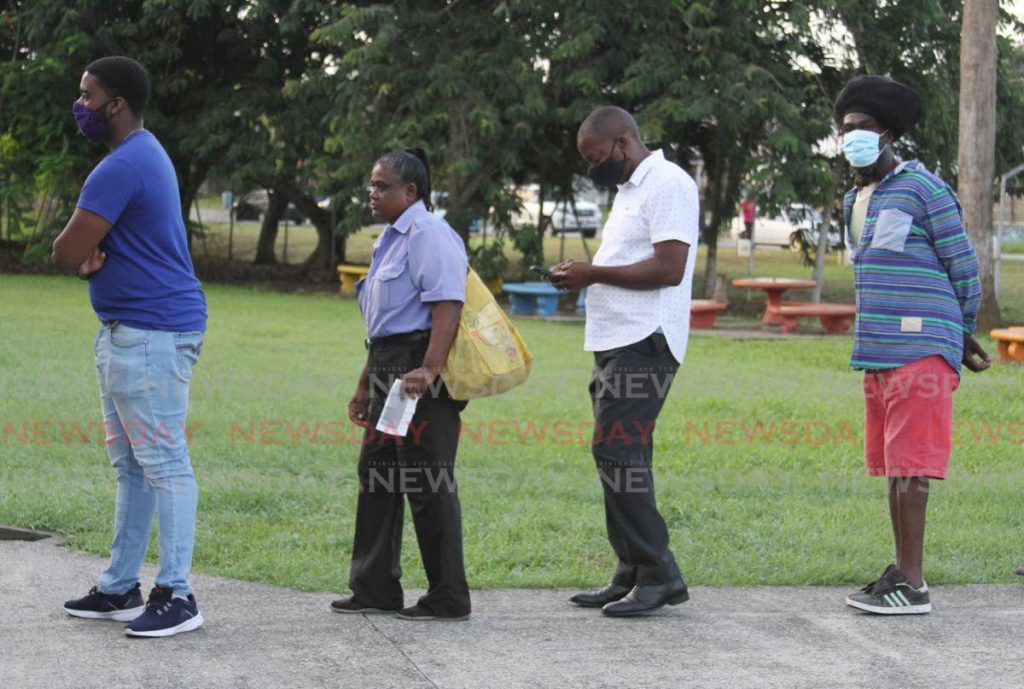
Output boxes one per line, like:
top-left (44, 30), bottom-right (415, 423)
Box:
top-left (357, 200), bottom-right (468, 338)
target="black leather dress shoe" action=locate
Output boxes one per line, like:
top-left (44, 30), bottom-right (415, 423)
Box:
top-left (569, 583), bottom-right (632, 608)
top-left (330, 596), bottom-right (401, 614)
top-left (601, 581), bottom-right (689, 617)
top-left (396, 604), bottom-right (470, 621)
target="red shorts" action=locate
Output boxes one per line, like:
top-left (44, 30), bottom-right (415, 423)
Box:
top-left (863, 355), bottom-right (960, 480)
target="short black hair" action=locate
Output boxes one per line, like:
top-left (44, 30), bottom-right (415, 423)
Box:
top-left (376, 147), bottom-right (433, 211)
top-left (578, 106), bottom-right (641, 142)
top-left (84, 56), bottom-right (151, 115)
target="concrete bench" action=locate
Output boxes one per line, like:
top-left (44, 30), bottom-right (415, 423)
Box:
top-left (337, 264), bottom-right (370, 295)
top-left (503, 282), bottom-right (561, 316)
top-left (773, 303), bottom-right (856, 334)
top-left (990, 327), bottom-right (1024, 363)
top-left (690, 300), bottom-right (728, 329)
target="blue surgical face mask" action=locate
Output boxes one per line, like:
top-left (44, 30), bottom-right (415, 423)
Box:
top-left (842, 129), bottom-right (889, 168)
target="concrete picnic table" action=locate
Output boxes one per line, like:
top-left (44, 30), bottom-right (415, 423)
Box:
top-left (502, 281), bottom-right (562, 316)
top-left (690, 299), bottom-right (729, 329)
top-left (990, 326), bottom-right (1024, 363)
top-left (731, 277), bottom-right (818, 325)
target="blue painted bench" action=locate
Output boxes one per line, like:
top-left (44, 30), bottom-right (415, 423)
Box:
top-left (502, 282), bottom-right (562, 316)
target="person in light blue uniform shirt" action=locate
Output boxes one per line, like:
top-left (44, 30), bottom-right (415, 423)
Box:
top-left (53, 57), bottom-right (206, 638)
top-left (331, 148), bottom-right (472, 621)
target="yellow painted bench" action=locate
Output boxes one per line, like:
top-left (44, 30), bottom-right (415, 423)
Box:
top-left (337, 264), bottom-right (370, 295)
top-left (990, 327), bottom-right (1024, 363)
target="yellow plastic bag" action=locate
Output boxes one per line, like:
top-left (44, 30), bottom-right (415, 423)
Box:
top-left (442, 269), bottom-right (533, 400)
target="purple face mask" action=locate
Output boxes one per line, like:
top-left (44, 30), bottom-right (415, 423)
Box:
top-left (72, 100), bottom-right (111, 143)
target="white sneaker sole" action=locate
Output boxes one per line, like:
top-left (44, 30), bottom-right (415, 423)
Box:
top-left (63, 605), bottom-right (145, 622)
top-left (125, 612), bottom-right (204, 637)
top-left (845, 597), bottom-right (932, 615)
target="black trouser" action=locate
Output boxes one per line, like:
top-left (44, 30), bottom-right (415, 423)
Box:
top-left (589, 332), bottom-right (683, 588)
top-left (348, 336), bottom-right (470, 616)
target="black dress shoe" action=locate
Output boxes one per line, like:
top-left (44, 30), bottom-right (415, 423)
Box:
top-left (601, 582), bottom-right (689, 617)
top-left (569, 583), bottom-right (632, 608)
top-left (396, 604), bottom-right (470, 621)
top-left (330, 596), bottom-right (401, 614)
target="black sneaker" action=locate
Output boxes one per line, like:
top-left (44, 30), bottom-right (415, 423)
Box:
top-left (125, 586), bottom-right (204, 638)
top-left (64, 583), bottom-right (145, 622)
top-left (395, 604), bottom-right (469, 621)
top-left (330, 596), bottom-right (401, 614)
top-left (850, 563), bottom-right (897, 597)
top-left (845, 567), bottom-right (931, 615)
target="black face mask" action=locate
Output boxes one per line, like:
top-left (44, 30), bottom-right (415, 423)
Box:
top-left (587, 142), bottom-right (627, 188)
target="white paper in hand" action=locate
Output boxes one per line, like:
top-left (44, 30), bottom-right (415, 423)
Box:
top-left (375, 378), bottom-right (419, 437)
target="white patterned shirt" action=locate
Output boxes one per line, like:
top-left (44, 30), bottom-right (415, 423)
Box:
top-left (584, 149), bottom-right (699, 364)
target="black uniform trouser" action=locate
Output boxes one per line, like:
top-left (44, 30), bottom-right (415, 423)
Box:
top-left (348, 337), bottom-right (470, 616)
top-left (589, 332), bottom-right (684, 588)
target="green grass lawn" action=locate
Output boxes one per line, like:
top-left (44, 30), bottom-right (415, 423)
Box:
top-left (195, 195), bottom-right (225, 211)
top-left (2, 274), bottom-right (1022, 593)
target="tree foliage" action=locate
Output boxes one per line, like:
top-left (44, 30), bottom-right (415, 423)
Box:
top-left (2, 0), bottom-right (1023, 297)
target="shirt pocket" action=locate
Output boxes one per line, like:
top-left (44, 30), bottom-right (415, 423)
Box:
top-left (373, 261), bottom-right (416, 310)
top-left (870, 208), bottom-right (914, 253)
top-left (612, 204), bottom-right (643, 229)
top-left (601, 203), bottom-right (647, 262)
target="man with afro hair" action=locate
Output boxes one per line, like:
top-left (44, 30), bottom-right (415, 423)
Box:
top-left (835, 75), bottom-right (987, 616)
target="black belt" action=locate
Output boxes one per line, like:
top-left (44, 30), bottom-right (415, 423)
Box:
top-left (365, 329), bottom-right (431, 351)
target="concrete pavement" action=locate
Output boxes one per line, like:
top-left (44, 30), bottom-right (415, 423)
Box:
top-left (2, 539), bottom-right (1022, 689)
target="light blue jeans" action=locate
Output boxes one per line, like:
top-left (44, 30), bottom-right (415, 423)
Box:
top-left (94, 323), bottom-right (203, 597)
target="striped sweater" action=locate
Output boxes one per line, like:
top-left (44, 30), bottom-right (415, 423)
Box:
top-left (843, 160), bottom-right (981, 374)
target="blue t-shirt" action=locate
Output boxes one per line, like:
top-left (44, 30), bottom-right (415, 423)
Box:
top-left (76, 130), bottom-right (207, 332)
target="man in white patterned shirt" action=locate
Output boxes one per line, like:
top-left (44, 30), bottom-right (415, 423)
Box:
top-left (551, 106), bottom-right (698, 616)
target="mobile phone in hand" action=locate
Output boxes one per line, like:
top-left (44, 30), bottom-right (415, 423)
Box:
top-left (530, 265), bottom-right (554, 278)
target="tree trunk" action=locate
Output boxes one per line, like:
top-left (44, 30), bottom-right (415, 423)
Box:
top-left (445, 101), bottom-right (479, 247)
top-left (702, 149), bottom-right (743, 298)
top-left (812, 165), bottom-right (844, 302)
top-left (701, 225), bottom-right (718, 299)
top-left (178, 158), bottom-right (209, 254)
top-left (957, 0), bottom-right (1002, 329)
top-left (301, 226), bottom-right (331, 272)
top-left (254, 190), bottom-right (287, 265)
top-left (288, 191), bottom-right (336, 271)
top-left (700, 164), bottom-right (725, 298)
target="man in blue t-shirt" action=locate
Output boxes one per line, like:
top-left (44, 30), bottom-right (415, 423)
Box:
top-left (52, 56), bottom-right (207, 638)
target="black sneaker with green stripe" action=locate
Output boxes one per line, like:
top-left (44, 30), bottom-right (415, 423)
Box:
top-left (851, 563), bottom-right (896, 597)
top-left (846, 566), bottom-right (931, 615)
